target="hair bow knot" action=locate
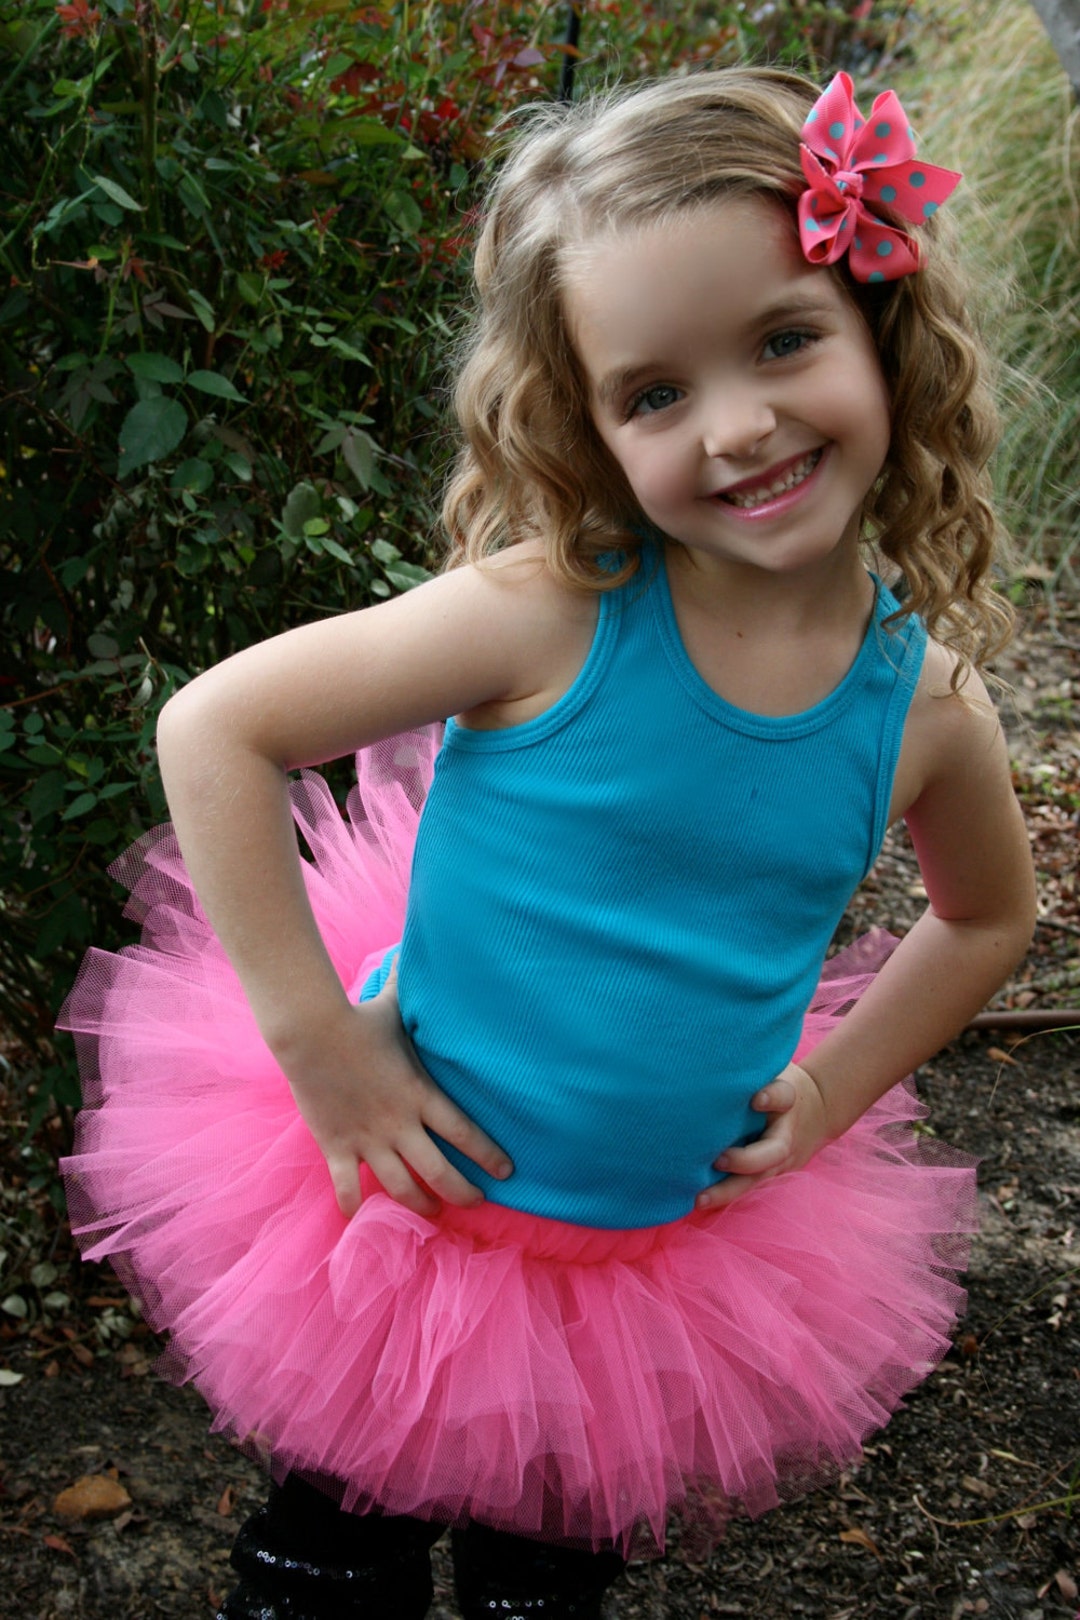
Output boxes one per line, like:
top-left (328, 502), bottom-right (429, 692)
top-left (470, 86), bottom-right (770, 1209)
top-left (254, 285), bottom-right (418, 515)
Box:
top-left (798, 72), bottom-right (961, 283)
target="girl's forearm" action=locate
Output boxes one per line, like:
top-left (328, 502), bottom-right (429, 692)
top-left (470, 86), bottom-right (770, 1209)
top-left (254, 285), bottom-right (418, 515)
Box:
top-left (156, 688), bottom-right (352, 1052)
top-left (798, 904), bottom-right (1035, 1138)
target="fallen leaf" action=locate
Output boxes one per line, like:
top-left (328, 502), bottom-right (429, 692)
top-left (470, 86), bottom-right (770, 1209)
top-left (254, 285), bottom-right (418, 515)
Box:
top-left (839, 1526), bottom-right (883, 1559)
top-left (1054, 1569), bottom-right (1078, 1602)
top-left (217, 1484), bottom-right (237, 1517)
top-left (987, 1047), bottom-right (1018, 1065)
top-left (962, 1475), bottom-right (996, 1500)
top-left (44, 1533), bottom-right (78, 1557)
top-left (53, 1475), bottom-right (132, 1521)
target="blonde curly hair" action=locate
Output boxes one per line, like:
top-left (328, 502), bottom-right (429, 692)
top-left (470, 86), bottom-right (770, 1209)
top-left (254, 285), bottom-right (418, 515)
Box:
top-left (442, 67), bottom-right (1012, 674)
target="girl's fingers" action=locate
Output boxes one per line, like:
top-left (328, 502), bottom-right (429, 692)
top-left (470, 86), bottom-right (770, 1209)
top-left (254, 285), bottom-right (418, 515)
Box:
top-left (715, 1132), bottom-right (790, 1177)
top-left (697, 1171), bottom-right (765, 1211)
top-left (363, 1146), bottom-right (443, 1217)
top-left (398, 1134), bottom-right (488, 1208)
top-left (751, 1076), bottom-right (797, 1113)
top-left (422, 1087), bottom-right (514, 1181)
top-left (326, 1152), bottom-right (362, 1219)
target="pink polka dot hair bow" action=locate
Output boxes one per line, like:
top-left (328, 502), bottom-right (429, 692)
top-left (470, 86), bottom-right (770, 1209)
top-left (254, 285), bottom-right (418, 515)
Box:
top-left (798, 71), bottom-right (961, 282)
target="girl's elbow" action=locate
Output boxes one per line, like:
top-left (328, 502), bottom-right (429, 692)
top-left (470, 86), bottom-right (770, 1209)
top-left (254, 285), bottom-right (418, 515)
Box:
top-left (156, 672), bottom-right (226, 770)
top-left (997, 882), bottom-right (1038, 974)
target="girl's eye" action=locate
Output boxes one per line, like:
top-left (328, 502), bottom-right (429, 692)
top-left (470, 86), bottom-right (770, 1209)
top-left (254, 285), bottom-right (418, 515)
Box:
top-left (629, 384), bottom-right (681, 417)
top-left (762, 329), bottom-right (814, 361)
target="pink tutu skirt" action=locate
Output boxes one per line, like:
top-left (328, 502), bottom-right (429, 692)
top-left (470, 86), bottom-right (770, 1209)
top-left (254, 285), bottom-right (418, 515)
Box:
top-left (60, 730), bottom-right (977, 1558)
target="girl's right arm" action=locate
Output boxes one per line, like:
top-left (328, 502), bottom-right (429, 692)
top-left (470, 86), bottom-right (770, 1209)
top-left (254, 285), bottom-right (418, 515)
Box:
top-left (155, 551), bottom-right (594, 1218)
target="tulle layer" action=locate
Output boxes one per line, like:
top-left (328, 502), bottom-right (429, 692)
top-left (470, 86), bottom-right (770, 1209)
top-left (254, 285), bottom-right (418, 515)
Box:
top-left (59, 730), bottom-right (977, 1558)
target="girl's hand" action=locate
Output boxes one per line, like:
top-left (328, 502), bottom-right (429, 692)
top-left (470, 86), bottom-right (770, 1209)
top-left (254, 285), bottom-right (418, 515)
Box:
top-left (695, 1061), bottom-right (830, 1212)
top-left (282, 967), bottom-right (513, 1220)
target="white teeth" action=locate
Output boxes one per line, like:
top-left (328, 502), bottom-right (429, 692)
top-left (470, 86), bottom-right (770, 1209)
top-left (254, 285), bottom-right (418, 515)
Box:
top-left (722, 450), bottom-right (821, 509)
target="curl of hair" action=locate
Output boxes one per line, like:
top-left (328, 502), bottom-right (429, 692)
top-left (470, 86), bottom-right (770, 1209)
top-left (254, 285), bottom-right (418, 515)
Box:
top-left (441, 68), bottom-right (1012, 676)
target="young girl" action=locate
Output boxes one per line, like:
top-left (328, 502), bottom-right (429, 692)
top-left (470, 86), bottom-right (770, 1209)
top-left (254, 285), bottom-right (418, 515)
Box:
top-left (62, 67), bottom-right (1036, 1620)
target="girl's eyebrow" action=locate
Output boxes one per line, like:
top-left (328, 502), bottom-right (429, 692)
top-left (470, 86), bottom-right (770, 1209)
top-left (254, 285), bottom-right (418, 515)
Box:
top-left (754, 294), bottom-right (840, 327)
top-left (594, 365), bottom-right (658, 410)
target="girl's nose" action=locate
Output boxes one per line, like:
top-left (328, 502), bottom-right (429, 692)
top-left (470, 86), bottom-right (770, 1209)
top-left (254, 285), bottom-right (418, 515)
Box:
top-left (701, 391), bottom-right (777, 461)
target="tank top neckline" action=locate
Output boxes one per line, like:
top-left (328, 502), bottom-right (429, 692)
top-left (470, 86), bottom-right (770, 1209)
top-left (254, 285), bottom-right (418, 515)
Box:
top-left (649, 546), bottom-right (901, 739)
top-left (445, 546), bottom-right (910, 752)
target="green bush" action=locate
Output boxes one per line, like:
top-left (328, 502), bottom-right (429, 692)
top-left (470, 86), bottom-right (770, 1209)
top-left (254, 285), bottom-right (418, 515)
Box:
top-left (1, 0), bottom-right (903, 1131)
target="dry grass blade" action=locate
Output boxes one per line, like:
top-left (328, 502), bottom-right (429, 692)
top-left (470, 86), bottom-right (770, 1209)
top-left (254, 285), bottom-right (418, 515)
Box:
top-left (899, 0), bottom-right (1080, 588)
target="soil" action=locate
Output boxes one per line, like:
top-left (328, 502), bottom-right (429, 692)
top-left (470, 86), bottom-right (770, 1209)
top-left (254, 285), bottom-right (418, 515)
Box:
top-left (1, 597), bottom-right (1077, 1620)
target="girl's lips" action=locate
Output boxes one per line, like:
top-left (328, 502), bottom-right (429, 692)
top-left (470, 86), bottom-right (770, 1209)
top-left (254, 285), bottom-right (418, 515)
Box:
top-left (707, 446), bottom-right (828, 522)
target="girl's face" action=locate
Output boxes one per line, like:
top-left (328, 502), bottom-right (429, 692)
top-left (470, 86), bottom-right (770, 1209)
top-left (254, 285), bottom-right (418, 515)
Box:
top-left (565, 197), bottom-right (892, 586)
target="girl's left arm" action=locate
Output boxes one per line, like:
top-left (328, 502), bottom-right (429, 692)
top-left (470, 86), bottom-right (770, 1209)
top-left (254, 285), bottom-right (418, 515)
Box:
top-left (701, 656), bottom-right (1037, 1209)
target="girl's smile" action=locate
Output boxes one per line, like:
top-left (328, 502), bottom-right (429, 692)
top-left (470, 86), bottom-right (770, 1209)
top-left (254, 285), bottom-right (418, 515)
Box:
top-left (566, 198), bottom-right (892, 585)
top-left (710, 447), bottom-right (825, 515)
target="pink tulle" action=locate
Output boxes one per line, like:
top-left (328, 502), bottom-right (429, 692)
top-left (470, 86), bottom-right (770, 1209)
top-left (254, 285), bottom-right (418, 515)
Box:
top-left (60, 729), bottom-right (977, 1557)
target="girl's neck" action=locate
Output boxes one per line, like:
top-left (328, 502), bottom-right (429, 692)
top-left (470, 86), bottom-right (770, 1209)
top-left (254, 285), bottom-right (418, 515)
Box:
top-left (662, 542), bottom-right (877, 718)
top-left (662, 532), bottom-right (872, 630)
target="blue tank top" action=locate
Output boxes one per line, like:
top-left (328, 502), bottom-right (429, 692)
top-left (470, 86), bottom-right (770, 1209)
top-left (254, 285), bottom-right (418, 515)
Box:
top-left (364, 553), bottom-right (926, 1228)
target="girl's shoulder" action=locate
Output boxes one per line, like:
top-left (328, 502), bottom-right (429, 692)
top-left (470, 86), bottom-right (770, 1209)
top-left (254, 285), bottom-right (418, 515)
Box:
top-left (891, 634), bottom-right (1008, 823)
top-left (447, 542), bottom-right (601, 733)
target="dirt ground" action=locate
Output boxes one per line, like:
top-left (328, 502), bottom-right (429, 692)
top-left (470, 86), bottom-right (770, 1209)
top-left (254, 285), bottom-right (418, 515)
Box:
top-left (2, 595), bottom-right (1077, 1620)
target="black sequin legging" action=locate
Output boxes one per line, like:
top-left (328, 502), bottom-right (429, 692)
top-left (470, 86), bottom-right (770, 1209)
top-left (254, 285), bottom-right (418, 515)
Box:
top-left (217, 1472), bottom-right (626, 1620)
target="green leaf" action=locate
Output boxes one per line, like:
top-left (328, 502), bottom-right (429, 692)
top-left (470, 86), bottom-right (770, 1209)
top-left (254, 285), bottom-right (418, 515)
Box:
top-left (314, 534), bottom-right (355, 567)
top-left (127, 352), bottom-right (184, 383)
top-left (37, 193), bottom-right (90, 237)
top-left (89, 173), bottom-right (143, 211)
top-left (62, 792), bottom-right (99, 821)
top-left (117, 395), bottom-right (188, 475)
top-left (27, 772), bottom-right (67, 824)
top-left (326, 335), bottom-right (369, 364)
top-left (236, 270), bottom-right (264, 307)
top-left (347, 118), bottom-right (408, 148)
top-left (341, 428), bottom-right (375, 489)
top-left (369, 538), bottom-right (400, 564)
top-left (315, 423), bottom-right (345, 455)
top-left (187, 370), bottom-right (248, 403)
top-left (384, 189), bottom-right (423, 236)
top-left (222, 451), bottom-right (253, 483)
top-left (280, 482), bottom-right (322, 539)
top-left (86, 632), bottom-right (119, 658)
top-left (303, 518), bottom-right (330, 537)
top-left (186, 287), bottom-right (216, 333)
top-left (383, 561), bottom-right (432, 591)
top-left (171, 458), bottom-right (215, 494)
top-left (178, 170), bottom-right (211, 218)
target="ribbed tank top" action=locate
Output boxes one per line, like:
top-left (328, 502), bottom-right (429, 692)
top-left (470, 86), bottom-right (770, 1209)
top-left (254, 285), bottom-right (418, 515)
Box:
top-left (367, 553), bottom-right (926, 1228)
